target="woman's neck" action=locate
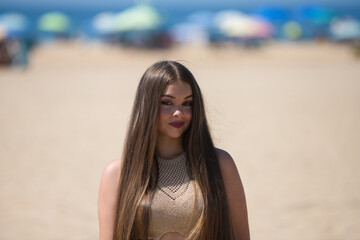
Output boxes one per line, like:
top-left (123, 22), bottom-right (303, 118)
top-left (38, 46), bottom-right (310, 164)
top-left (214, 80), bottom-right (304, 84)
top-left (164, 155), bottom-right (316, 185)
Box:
top-left (156, 136), bottom-right (184, 160)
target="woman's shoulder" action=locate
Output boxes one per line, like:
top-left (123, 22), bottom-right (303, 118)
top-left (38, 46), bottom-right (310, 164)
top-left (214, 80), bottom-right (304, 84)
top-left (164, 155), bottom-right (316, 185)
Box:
top-left (215, 148), bottom-right (241, 181)
top-left (100, 158), bottom-right (122, 189)
top-left (103, 158), bottom-right (122, 173)
top-left (215, 148), bottom-right (237, 169)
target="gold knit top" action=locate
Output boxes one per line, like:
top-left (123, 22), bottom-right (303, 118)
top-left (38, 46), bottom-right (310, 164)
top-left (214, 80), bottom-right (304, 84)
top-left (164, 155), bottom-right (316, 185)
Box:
top-left (148, 152), bottom-right (204, 240)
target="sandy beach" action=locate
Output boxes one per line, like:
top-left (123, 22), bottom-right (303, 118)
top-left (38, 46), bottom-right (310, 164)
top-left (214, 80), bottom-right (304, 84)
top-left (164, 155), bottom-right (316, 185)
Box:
top-left (0, 41), bottom-right (359, 240)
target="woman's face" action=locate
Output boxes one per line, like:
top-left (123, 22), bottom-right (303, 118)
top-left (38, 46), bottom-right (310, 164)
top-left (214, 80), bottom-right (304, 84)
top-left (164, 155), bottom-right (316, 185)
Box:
top-left (157, 81), bottom-right (193, 140)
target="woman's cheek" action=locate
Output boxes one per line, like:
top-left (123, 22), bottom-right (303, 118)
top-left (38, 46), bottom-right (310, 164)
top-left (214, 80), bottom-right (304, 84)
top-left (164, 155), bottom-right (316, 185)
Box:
top-left (185, 108), bottom-right (192, 120)
top-left (159, 107), bottom-right (171, 117)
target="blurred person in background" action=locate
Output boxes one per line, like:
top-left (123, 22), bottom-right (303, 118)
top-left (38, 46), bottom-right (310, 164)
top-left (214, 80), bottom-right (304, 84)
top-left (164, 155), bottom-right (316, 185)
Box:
top-left (0, 36), bottom-right (31, 67)
top-left (98, 60), bottom-right (250, 240)
top-left (0, 37), bottom-right (11, 65)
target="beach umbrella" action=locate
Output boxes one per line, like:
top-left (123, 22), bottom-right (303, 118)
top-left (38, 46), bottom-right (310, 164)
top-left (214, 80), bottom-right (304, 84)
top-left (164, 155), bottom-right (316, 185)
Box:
top-left (283, 21), bottom-right (303, 40)
top-left (170, 10), bottom-right (216, 45)
top-left (0, 12), bottom-right (30, 38)
top-left (330, 17), bottom-right (360, 41)
top-left (251, 16), bottom-right (273, 38)
top-left (169, 22), bottom-right (209, 45)
top-left (114, 4), bottom-right (161, 32)
top-left (92, 12), bottom-right (116, 34)
top-left (252, 7), bottom-right (290, 39)
top-left (38, 12), bottom-right (70, 33)
top-left (214, 10), bottom-right (273, 38)
top-left (214, 11), bottom-right (254, 38)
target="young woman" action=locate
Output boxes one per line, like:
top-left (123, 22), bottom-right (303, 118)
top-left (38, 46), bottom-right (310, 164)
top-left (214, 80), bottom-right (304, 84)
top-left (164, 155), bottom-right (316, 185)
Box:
top-left (98, 60), bottom-right (250, 240)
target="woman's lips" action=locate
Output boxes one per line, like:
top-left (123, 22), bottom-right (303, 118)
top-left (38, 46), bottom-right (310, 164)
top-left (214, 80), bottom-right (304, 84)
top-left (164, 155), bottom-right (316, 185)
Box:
top-left (169, 121), bottom-right (185, 128)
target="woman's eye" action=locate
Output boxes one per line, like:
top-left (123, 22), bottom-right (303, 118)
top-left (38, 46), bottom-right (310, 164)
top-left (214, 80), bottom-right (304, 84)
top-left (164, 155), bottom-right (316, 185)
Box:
top-left (183, 101), bottom-right (193, 107)
top-left (161, 100), bottom-right (172, 105)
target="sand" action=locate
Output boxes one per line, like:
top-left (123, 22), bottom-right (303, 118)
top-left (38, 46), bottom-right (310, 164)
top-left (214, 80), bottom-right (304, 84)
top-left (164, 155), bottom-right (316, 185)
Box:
top-left (0, 41), bottom-right (359, 240)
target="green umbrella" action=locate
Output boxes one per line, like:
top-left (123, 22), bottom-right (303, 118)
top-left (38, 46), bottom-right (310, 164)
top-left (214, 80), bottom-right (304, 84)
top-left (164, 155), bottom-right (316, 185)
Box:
top-left (283, 21), bottom-right (302, 40)
top-left (114, 4), bottom-right (161, 32)
top-left (38, 12), bottom-right (70, 33)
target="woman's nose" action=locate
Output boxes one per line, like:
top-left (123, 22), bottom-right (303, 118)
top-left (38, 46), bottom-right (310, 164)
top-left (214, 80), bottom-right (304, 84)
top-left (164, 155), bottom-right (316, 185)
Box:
top-left (172, 107), bottom-right (183, 116)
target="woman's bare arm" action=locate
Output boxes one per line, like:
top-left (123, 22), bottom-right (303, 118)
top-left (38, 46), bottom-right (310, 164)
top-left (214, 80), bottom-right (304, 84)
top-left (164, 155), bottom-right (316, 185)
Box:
top-left (216, 149), bottom-right (250, 240)
top-left (98, 159), bottom-right (121, 240)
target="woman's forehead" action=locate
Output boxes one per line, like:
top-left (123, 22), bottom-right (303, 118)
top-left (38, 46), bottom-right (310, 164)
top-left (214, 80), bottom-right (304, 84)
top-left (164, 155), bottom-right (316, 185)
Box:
top-left (163, 81), bottom-right (192, 97)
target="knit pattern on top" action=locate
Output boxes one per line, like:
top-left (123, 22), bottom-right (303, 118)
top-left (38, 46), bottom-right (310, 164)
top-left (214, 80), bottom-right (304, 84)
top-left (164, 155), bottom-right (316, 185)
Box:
top-left (157, 152), bottom-right (190, 200)
top-left (148, 152), bottom-right (204, 240)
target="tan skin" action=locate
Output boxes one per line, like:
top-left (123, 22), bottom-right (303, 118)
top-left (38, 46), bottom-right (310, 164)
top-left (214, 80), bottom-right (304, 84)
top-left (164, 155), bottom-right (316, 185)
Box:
top-left (98, 81), bottom-right (250, 240)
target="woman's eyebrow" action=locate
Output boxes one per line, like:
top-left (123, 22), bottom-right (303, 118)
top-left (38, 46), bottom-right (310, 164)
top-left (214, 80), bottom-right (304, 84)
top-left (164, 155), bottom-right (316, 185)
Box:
top-left (161, 94), bottom-right (193, 99)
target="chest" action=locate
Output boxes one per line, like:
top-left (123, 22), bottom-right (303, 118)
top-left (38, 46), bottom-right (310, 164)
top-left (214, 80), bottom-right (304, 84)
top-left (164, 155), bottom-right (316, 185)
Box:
top-left (148, 180), bottom-right (203, 239)
top-left (148, 155), bottom-right (204, 239)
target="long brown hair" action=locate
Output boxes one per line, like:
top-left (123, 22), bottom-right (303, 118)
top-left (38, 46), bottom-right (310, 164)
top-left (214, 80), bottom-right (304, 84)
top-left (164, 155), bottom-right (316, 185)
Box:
top-left (113, 61), bottom-right (234, 240)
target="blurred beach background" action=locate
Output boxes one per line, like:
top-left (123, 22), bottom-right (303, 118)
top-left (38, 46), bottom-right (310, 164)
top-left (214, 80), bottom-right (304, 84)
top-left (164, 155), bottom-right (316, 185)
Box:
top-left (1, 0), bottom-right (360, 239)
